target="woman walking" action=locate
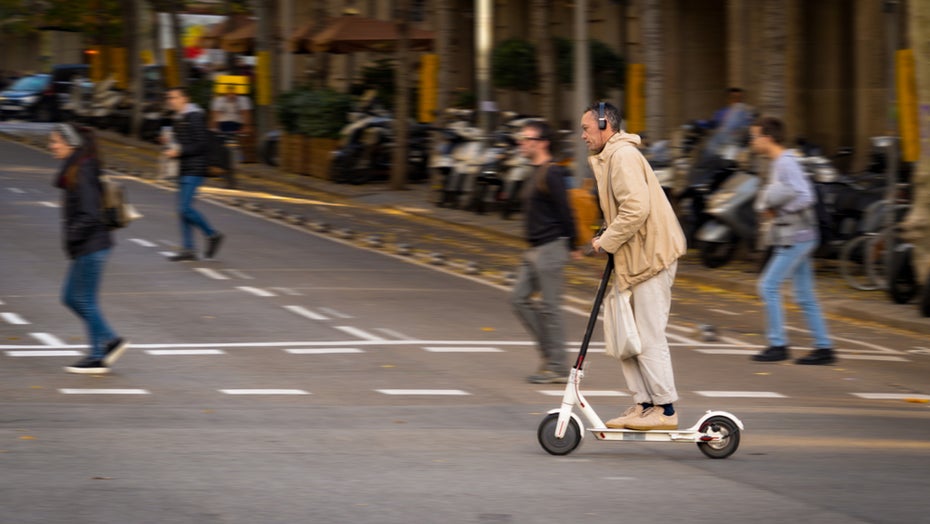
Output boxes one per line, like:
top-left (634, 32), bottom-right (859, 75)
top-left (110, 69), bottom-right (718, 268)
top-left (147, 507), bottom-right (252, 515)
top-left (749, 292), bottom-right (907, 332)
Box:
top-left (50, 124), bottom-right (129, 374)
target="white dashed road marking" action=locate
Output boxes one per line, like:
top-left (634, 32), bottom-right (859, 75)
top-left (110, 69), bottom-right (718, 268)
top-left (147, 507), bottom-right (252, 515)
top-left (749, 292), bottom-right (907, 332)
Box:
top-left (377, 389), bottom-right (470, 396)
top-left (852, 393), bottom-right (930, 401)
top-left (194, 268), bottom-right (230, 280)
top-left (283, 305), bottom-right (329, 320)
top-left (7, 350), bottom-right (82, 357)
top-left (318, 307), bottom-right (352, 319)
top-left (284, 348), bottom-right (364, 354)
top-left (423, 347), bottom-right (504, 353)
top-left (335, 326), bottom-right (385, 341)
top-left (237, 286), bottom-right (276, 297)
top-left (59, 389), bottom-right (151, 395)
top-left (695, 391), bottom-right (787, 398)
top-left (144, 349), bottom-right (227, 356)
top-left (1, 312), bottom-right (29, 325)
top-left (31, 332), bottom-right (65, 346)
top-left (219, 389), bottom-right (310, 395)
top-left (130, 238), bottom-right (158, 247)
top-left (539, 390), bottom-right (629, 397)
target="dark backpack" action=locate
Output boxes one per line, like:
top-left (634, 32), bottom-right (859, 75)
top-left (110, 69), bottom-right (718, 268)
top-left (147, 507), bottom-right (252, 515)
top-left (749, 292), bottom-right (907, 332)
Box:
top-left (205, 131), bottom-right (232, 177)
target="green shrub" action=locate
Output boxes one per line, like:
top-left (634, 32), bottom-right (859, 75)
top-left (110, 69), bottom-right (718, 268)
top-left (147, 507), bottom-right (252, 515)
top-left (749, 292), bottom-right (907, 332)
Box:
top-left (492, 38), bottom-right (538, 92)
top-left (276, 87), bottom-right (353, 138)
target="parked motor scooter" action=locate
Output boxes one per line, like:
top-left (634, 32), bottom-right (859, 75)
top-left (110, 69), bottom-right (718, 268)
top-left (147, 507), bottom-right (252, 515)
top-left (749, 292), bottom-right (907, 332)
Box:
top-left (694, 170), bottom-right (761, 268)
top-left (435, 120), bottom-right (486, 208)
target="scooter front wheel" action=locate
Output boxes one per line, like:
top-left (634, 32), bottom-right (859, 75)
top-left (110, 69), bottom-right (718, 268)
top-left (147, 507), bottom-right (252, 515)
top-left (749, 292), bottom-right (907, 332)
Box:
top-left (697, 415), bottom-right (740, 459)
top-left (537, 413), bottom-right (582, 456)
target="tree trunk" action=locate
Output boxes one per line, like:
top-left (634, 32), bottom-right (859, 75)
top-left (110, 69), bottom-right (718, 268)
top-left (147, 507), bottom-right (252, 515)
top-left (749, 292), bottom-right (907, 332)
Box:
top-left (531, 0), bottom-right (556, 126)
top-left (125, 0), bottom-right (143, 138)
top-left (391, 1), bottom-right (411, 190)
top-left (759, 0), bottom-right (787, 117)
top-left (435, 0), bottom-right (452, 114)
top-left (641, 0), bottom-right (663, 137)
top-left (901, 0), bottom-right (930, 284)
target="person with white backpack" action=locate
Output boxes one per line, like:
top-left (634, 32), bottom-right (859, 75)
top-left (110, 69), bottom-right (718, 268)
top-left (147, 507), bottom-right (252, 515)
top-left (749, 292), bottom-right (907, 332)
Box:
top-left (581, 102), bottom-right (687, 430)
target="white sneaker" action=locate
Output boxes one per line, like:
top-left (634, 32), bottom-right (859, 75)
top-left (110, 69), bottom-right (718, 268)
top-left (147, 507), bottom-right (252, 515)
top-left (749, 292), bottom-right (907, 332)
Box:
top-left (604, 404), bottom-right (644, 428)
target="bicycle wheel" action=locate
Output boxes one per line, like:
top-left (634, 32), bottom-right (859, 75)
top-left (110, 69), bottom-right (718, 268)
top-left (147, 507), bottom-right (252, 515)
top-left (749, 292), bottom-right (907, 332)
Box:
top-left (839, 235), bottom-right (882, 291)
top-left (864, 229), bottom-right (892, 291)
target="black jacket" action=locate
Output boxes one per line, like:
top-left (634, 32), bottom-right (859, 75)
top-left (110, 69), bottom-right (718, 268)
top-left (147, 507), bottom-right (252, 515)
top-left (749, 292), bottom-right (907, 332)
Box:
top-left (523, 164), bottom-right (578, 249)
top-left (172, 106), bottom-right (208, 176)
top-left (58, 155), bottom-right (112, 259)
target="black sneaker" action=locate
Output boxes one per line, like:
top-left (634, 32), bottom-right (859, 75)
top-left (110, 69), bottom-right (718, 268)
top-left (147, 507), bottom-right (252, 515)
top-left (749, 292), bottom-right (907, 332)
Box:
top-left (205, 232), bottom-right (225, 259)
top-left (65, 357), bottom-right (109, 374)
top-left (168, 250), bottom-right (197, 261)
top-left (102, 338), bottom-right (130, 367)
top-left (795, 348), bottom-right (836, 365)
top-left (751, 346), bottom-right (789, 362)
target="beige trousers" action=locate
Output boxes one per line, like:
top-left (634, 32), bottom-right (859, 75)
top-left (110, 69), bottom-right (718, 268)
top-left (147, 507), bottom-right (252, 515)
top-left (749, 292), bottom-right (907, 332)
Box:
top-left (617, 261), bottom-right (679, 405)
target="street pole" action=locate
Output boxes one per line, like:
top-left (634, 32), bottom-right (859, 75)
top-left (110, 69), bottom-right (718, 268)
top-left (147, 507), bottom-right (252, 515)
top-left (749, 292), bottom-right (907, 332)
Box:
top-left (255, 0), bottom-right (273, 142)
top-left (573, 0), bottom-right (591, 182)
top-left (391, 0), bottom-right (411, 190)
top-left (475, 0), bottom-right (494, 137)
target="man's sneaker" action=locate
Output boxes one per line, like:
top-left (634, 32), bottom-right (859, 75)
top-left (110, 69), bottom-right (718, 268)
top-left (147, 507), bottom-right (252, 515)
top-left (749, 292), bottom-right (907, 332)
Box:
top-left (205, 232), bottom-right (225, 259)
top-left (751, 345), bottom-right (789, 362)
top-left (625, 407), bottom-right (679, 431)
top-left (65, 357), bottom-right (109, 374)
top-left (795, 348), bottom-right (836, 365)
top-left (527, 370), bottom-right (569, 384)
top-left (168, 250), bottom-right (197, 262)
top-left (102, 338), bottom-right (130, 367)
top-left (605, 404), bottom-right (644, 428)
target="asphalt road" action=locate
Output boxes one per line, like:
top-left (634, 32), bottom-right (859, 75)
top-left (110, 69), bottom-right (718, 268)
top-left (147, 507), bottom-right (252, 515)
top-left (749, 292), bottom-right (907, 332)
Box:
top-left (1, 133), bottom-right (928, 524)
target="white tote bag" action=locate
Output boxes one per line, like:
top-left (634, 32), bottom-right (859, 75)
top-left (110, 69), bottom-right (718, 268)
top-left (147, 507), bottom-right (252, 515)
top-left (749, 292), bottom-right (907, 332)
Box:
top-left (603, 283), bottom-right (642, 360)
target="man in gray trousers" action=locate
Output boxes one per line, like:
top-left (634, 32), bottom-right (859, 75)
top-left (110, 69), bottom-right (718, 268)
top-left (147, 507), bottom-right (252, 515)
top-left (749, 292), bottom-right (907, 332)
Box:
top-left (511, 119), bottom-right (581, 384)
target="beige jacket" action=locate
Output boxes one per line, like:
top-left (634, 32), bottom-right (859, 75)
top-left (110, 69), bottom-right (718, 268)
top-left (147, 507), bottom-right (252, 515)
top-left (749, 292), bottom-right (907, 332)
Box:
top-left (589, 132), bottom-right (687, 290)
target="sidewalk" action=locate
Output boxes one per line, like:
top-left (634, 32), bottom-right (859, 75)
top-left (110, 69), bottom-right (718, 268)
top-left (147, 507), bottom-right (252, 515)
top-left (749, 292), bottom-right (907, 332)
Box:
top-left (35, 128), bottom-right (930, 336)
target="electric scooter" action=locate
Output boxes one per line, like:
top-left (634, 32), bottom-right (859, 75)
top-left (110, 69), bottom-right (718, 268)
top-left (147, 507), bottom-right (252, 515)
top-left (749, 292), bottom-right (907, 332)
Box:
top-left (537, 255), bottom-right (744, 459)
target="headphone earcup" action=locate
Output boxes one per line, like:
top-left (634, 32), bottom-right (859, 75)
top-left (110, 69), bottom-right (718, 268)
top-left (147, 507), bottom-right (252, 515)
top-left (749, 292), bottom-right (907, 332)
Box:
top-left (597, 102), bottom-right (606, 130)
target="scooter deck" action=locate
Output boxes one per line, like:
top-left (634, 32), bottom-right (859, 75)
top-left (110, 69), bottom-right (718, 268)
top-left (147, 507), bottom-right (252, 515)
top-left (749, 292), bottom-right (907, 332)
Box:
top-left (587, 426), bottom-right (711, 443)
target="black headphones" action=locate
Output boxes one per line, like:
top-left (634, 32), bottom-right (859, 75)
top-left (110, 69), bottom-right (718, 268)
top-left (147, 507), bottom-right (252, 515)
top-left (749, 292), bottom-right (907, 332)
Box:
top-left (597, 102), bottom-right (607, 130)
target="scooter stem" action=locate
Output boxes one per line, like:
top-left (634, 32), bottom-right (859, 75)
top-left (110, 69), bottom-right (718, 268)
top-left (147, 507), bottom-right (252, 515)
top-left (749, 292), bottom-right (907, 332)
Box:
top-left (573, 254), bottom-right (614, 371)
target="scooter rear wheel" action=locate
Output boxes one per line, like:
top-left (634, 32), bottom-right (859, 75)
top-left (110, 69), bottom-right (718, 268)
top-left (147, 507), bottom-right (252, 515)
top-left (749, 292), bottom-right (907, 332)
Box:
top-left (537, 413), bottom-right (582, 456)
top-left (697, 416), bottom-right (740, 459)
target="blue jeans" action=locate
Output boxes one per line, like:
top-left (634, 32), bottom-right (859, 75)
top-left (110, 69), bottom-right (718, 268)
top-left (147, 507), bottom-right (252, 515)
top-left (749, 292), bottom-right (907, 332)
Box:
top-left (178, 175), bottom-right (216, 251)
top-left (63, 249), bottom-right (116, 360)
top-left (758, 240), bottom-right (832, 349)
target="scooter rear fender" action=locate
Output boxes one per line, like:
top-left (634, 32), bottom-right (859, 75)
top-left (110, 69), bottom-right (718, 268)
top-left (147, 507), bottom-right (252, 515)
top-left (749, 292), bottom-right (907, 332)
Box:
top-left (695, 220), bottom-right (735, 243)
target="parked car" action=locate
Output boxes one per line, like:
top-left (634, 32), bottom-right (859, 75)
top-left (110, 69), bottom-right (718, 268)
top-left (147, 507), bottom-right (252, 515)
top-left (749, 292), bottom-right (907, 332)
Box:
top-left (0, 64), bottom-right (90, 121)
top-left (0, 74), bottom-right (52, 121)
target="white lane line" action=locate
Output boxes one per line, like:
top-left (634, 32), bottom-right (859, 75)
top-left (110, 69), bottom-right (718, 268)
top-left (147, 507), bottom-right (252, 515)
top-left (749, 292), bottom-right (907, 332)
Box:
top-left (1, 312), bottom-right (29, 325)
top-left (225, 269), bottom-right (254, 280)
top-left (285, 348), bottom-right (364, 354)
top-left (194, 268), bottom-right (230, 280)
top-left (39, 201), bottom-right (58, 208)
top-left (708, 308), bottom-right (740, 316)
top-left (59, 389), bottom-right (150, 395)
top-left (237, 286), bottom-right (276, 297)
top-left (145, 349), bottom-right (226, 356)
top-left (283, 305), bottom-right (329, 320)
top-left (852, 393), bottom-right (930, 401)
top-left (30, 332), bottom-right (65, 346)
top-left (423, 346), bottom-right (504, 353)
top-left (130, 238), bottom-right (158, 247)
top-left (335, 326), bottom-right (385, 341)
top-left (219, 389), bottom-right (310, 395)
top-left (7, 350), bottom-right (83, 357)
top-left (8, 187), bottom-right (25, 194)
top-left (270, 287), bottom-right (302, 296)
top-left (376, 389), bottom-right (470, 396)
top-left (840, 354), bottom-right (909, 362)
top-left (696, 349), bottom-right (758, 355)
top-left (695, 391), bottom-right (787, 398)
top-left (667, 332), bottom-right (701, 345)
top-left (539, 390), bottom-right (629, 397)
top-left (318, 307), bottom-right (353, 319)
top-left (0, 339), bottom-right (539, 350)
top-left (158, 251), bottom-right (176, 258)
